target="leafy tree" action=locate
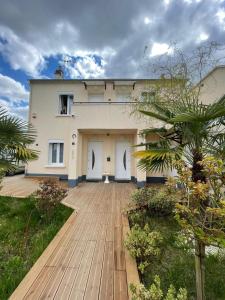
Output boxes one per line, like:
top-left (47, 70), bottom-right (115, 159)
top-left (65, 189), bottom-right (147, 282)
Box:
top-left (134, 44), bottom-right (225, 300)
top-left (0, 107), bottom-right (38, 172)
top-left (174, 158), bottom-right (225, 300)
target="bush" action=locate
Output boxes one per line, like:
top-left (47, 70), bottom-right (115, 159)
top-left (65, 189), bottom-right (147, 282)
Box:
top-left (124, 224), bottom-right (163, 273)
top-left (130, 275), bottom-right (187, 300)
top-left (35, 178), bottom-right (67, 218)
top-left (131, 182), bottom-right (179, 216)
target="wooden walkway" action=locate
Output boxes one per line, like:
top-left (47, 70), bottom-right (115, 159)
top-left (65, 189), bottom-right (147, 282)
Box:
top-left (10, 182), bottom-right (136, 300)
top-left (0, 174), bottom-right (40, 197)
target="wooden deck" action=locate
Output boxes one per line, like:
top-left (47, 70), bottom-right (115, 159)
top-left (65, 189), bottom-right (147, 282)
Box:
top-left (0, 175), bottom-right (68, 198)
top-left (0, 175), bottom-right (40, 197)
top-left (10, 182), bottom-right (136, 300)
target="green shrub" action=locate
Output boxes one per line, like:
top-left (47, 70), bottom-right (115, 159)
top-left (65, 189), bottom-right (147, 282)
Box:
top-left (125, 224), bottom-right (163, 273)
top-left (35, 178), bottom-right (67, 218)
top-left (131, 185), bottom-right (178, 216)
top-left (130, 275), bottom-right (187, 300)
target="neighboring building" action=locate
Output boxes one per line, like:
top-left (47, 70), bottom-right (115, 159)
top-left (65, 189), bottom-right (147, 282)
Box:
top-left (26, 66), bottom-right (225, 187)
top-left (198, 65), bottom-right (225, 104)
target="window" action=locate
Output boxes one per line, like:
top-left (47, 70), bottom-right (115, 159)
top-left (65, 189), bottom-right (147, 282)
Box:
top-left (59, 94), bottom-right (73, 115)
top-left (48, 141), bottom-right (64, 165)
top-left (141, 91), bottom-right (155, 102)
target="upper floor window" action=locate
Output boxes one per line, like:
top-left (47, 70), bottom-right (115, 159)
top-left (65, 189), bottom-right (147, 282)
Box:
top-left (88, 93), bottom-right (104, 102)
top-left (141, 91), bottom-right (155, 102)
top-left (59, 94), bottom-right (73, 115)
top-left (48, 140), bottom-right (64, 165)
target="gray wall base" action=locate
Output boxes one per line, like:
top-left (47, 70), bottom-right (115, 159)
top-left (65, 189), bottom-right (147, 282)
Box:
top-left (137, 181), bottom-right (146, 188)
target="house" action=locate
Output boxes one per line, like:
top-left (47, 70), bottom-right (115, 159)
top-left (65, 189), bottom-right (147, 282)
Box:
top-left (26, 66), bottom-right (225, 187)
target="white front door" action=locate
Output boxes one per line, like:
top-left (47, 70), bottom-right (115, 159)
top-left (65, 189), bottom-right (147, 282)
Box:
top-left (87, 141), bottom-right (103, 180)
top-left (115, 142), bottom-right (131, 180)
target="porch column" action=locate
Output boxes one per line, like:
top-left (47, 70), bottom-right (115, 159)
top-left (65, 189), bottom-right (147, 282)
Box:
top-left (136, 130), bottom-right (146, 187)
top-left (68, 129), bottom-right (79, 187)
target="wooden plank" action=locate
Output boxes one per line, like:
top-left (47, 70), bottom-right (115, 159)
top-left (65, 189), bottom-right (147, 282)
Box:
top-left (54, 241), bottom-right (88, 299)
top-left (114, 270), bottom-right (128, 300)
top-left (69, 241), bottom-right (96, 300)
top-left (84, 240), bottom-right (106, 300)
top-left (9, 212), bottom-right (76, 300)
top-left (99, 241), bottom-right (114, 300)
top-left (9, 183), bottom-right (136, 300)
top-left (23, 266), bottom-right (55, 299)
top-left (114, 226), bottom-right (126, 271)
top-left (123, 224), bottom-right (140, 300)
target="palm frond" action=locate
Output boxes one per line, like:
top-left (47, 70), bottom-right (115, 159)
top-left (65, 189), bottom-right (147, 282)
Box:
top-left (139, 110), bottom-right (173, 123)
top-left (0, 106), bottom-right (38, 172)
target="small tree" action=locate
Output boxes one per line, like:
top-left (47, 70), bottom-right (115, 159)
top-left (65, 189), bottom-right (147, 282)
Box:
top-left (0, 107), bottom-right (38, 172)
top-left (174, 157), bottom-right (225, 300)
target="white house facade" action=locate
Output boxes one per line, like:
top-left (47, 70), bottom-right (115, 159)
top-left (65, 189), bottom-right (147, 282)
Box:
top-left (26, 66), bottom-right (225, 187)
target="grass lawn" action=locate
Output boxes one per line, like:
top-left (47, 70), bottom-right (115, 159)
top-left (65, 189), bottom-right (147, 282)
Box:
top-left (129, 211), bottom-right (225, 300)
top-left (0, 195), bottom-right (73, 300)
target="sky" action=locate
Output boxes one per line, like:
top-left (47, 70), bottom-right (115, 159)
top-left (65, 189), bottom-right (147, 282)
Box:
top-left (0, 0), bottom-right (225, 120)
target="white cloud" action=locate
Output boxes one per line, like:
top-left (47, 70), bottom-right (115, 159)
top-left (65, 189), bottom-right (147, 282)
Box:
top-left (144, 17), bottom-right (151, 25)
top-left (64, 55), bottom-right (106, 78)
top-left (0, 74), bottom-right (29, 119)
top-left (0, 73), bottom-right (29, 102)
top-left (198, 32), bottom-right (209, 41)
top-left (0, 98), bottom-right (29, 120)
top-left (164, 0), bottom-right (171, 6)
top-left (216, 8), bottom-right (225, 23)
top-left (0, 26), bottom-right (45, 77)
top-left (150, 42), bottom-right (173, 57)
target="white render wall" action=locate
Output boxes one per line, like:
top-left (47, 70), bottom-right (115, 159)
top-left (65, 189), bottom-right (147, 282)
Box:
top-left (27, 67), bottom-right (225, 184)
top-left (27, 80), bottom-right (158, 183)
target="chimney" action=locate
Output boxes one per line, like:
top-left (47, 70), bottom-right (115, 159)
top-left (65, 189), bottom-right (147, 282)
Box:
top-left (54, 65), bottom-right (64, 79)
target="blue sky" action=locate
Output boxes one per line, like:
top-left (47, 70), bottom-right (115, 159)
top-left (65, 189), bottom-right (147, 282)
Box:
top-left (0, 0), bottom-right (225, 119)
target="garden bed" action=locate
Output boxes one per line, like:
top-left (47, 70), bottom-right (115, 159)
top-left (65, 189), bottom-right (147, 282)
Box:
top-left (0, 195), bottom-right (73, 300)
top-left (128, 209), bottom-right (225, 300)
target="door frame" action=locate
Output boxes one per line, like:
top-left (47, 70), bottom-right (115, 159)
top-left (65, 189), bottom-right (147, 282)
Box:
top-left (86, 140), bottom-right (103, 180)
top-left (115, 141), bottom-right (131, 180)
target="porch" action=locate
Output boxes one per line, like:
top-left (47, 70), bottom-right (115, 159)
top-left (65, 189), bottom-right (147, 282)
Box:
top-left (68, 129), bottom-right (147, 187)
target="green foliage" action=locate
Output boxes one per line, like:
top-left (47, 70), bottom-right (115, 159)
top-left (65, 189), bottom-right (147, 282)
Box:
top-left (125, 224), bottom-right (163, 273)
top-left (130, 275), bottom-right (187, 300)
top-left (128, 212), bottom-right (225, 299)
top-left (35, 178), bottom-right (68, 218)
top-left (0, 195), bottom-right (72, 299)
top-left (0, 106), bottom-right (38, 172)
top-left (134, 84), bottom-right (225, 174)
top-left (131, 183), bottom-right (179, 216)
top-left (174, 157), bottom-right (225, 247)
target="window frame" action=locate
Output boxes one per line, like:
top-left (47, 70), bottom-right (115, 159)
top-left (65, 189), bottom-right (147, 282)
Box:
top-left (48, 139), bottom-right (64, 166)
top-left (58, 93), bottom-right (74, 115)
top-left (141, 91), bottom-right (156, 102)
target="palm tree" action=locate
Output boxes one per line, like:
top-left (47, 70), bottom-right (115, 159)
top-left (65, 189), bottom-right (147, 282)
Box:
top-left (135, 95), bottom-right (225, 300)
top-left (136, 95), bottom-right (225, 181)
top-left (0, 107), bottom-right (38, 173)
